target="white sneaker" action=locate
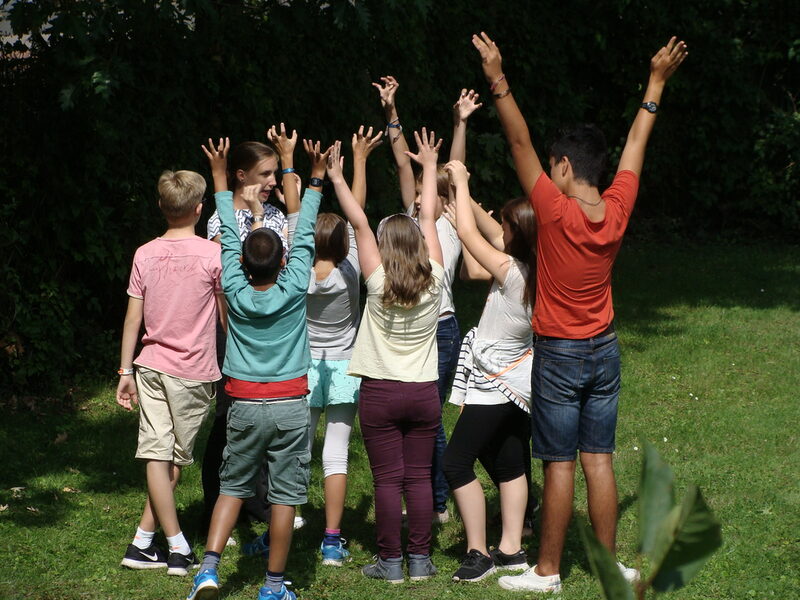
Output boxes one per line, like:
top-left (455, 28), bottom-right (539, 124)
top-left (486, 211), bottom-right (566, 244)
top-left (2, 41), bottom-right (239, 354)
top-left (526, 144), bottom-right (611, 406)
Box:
top-left (293, 516), bottom-right (306, 530)
top-left (617, 561), bottom-right (639, 584)
top-left (498, 564), bottom-right (561, 592)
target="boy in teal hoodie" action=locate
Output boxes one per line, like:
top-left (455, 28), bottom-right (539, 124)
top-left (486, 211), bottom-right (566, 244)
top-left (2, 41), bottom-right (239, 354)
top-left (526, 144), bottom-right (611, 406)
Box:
top-left (189, 137), bottom-right (332, 600)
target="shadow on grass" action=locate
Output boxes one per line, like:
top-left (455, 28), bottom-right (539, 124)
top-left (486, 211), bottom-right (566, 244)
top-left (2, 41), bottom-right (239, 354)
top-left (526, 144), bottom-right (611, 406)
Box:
top-left (613, 242), bottom-right (800, 347)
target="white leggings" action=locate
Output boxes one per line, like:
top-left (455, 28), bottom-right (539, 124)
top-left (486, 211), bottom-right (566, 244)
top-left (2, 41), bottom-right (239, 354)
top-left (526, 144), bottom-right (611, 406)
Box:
top-left (309, 403), bottom-right (358, 478)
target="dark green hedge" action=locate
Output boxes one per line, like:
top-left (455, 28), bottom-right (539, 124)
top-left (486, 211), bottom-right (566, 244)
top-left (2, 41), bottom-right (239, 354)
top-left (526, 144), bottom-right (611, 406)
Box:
top-left (1, 0), bottom-right (798, 393)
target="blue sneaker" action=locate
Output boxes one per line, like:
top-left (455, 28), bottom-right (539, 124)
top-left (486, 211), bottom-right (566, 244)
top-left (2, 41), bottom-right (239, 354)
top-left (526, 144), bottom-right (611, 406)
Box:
top-left (257, 584), bottom-right (296, 600)
top-left (320, 537), bottom-right (351, 566)
top-left (187, 568), bottom-right (219, 600)
top-left (242, 532), bottom-right (270, 558)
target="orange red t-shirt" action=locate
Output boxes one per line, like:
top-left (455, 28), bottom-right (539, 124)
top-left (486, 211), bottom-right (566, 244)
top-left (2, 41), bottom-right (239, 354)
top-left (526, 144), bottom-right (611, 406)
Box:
top-left (529, 170), bottom-right (639, 339)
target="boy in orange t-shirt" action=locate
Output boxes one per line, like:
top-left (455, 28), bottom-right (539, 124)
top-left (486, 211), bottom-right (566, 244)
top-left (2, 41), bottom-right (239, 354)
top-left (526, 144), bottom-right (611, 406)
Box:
top-left (472, 33), bottom-right (687, 592)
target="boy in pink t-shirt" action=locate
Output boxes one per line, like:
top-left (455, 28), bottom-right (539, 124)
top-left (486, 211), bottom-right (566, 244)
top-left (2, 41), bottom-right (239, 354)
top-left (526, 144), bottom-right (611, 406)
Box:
top-left (116, 169), bottom-right (223, 576)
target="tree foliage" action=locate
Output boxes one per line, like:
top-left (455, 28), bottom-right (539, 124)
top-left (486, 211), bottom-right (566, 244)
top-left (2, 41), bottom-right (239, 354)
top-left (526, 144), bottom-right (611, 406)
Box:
top-left (1, 0), bottom-right (798, 393)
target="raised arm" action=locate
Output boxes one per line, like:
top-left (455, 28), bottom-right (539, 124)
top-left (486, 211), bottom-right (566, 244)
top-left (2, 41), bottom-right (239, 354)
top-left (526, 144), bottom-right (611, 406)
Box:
top-left (351, 125), bottom-right (384, 210)
top-left (443, 201), bottom-right (492, 281)
top-left (267, 123), bottom-right (300, 213)
top-left (450, 88), bottom-right (482, 162)
top-left (618, 36), bottom-right (688, 177)
top-left (445, 160), bottom-right (512, 284)
top-left (406, 128), bottom-right (443, 266)
top-left (202, 137), bottom-right (230, 194)
top-left (472, 32), bottom-right (543, 196)
top-left (327, 141), bottom-right (381, 278)
top-left (373, 76), bottom-right (417, 210)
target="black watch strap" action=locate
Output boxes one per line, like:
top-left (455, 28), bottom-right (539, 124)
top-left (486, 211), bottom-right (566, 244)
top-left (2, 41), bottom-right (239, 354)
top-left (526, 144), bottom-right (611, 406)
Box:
top-left (309, 177), bottom-right (324, 187)
top-left (641, 101), bottom-right (658, 113)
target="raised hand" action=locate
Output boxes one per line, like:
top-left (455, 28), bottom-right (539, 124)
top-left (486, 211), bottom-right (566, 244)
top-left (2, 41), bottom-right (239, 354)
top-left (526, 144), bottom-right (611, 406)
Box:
top-left (372, 75), bottom-right (399, 110)
top-left (453, 89), bottom-right (483, 124)
top-left (352, 126), bottom-right (384, 162)
top-left (441, 199), bottom-right (458, 229)
top-left (326, 141), bottom-right (345, 183)
top-left (267, 123), bottom-right (298, 160)
top-left (650, 36), bottom-right (688, 83)
top-left (201, 137), bottom-right (230, 175)
top-left (405, 127), bottom-right (443, 168)
top-left (471, 32), bottom-right (503, 82)
top-left (303, 139), bottom-right (333, 178)
top-left (444, 159), bottom-right (470, 187)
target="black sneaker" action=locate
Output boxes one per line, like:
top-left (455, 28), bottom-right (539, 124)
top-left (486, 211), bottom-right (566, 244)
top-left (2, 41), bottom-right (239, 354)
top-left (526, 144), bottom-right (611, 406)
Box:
top-left (120, 543), bottom-right (168, 569)
top-left (167, 550), bottom-right (200, 576)
top-left (490, 547), bottom-right (529, 572)
top-left (452, 549), bottom-right (496, 582)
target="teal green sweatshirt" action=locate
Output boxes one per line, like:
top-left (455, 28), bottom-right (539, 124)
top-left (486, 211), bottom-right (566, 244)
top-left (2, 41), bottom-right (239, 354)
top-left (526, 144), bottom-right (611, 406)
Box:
top-left (216, 188), bottom-right (321, 382)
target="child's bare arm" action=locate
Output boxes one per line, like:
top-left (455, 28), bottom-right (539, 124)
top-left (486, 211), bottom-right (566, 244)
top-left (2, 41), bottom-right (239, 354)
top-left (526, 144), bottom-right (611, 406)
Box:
top-left (446, 160), bottom-right (512, 284)
top-left (472, 32), bottom-right (543, 196)
top-left (617, 37), bottom-right (688, 177)
top-left (351, 126), bottom-right (384, 210)
top-left (201, 137), bottom-right (230, 193)
top-left (450, 88), bottom-right (482, 162)
top-left (405, 128), bottom-right (444, 266)
top-left (373, 76), bottom-right (417, 211)
top-left (116, 297), bottom-right (143, 411)
top-left (267, 123), bottom-right (300, 214)
top-left (327, 141), bottom-right (381, 278)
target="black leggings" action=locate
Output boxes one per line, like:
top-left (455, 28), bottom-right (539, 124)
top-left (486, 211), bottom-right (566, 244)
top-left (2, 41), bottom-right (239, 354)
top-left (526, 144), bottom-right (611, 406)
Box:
top-left (442, 402), bottom-right (530, 490)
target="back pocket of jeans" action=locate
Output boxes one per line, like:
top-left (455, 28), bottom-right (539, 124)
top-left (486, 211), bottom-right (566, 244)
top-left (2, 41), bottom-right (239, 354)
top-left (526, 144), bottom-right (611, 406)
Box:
top-left (535, 359), bottom-right (584, 404)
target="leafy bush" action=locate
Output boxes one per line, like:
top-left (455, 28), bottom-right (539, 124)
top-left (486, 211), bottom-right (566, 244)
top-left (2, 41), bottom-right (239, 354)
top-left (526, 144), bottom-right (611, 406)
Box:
top-left (1, 0), bottom-right (797, 394)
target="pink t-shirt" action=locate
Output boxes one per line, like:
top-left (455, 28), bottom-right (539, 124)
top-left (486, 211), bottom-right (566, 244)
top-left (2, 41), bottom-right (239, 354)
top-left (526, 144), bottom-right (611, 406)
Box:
top-left (127, 236), bottom-right (222, 381)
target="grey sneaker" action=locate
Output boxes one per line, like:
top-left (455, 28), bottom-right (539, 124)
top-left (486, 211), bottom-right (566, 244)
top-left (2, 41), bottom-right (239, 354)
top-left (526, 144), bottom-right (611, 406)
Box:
top-left (362, 556), bottom-right (404, 584)
top-left (407, 553), bottom-right (437, 581)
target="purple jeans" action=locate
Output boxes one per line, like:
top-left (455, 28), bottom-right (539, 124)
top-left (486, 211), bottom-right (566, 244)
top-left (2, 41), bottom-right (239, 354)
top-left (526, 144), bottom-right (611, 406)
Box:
top-left (358, 378), bottom-right (440, 559)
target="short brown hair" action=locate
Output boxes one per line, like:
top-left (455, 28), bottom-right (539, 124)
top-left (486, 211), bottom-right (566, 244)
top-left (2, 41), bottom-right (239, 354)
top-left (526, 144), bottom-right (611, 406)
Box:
top-left (157, 170), bottom-right (206, 219)
top-left (314, 213), bottom-right (349, 264)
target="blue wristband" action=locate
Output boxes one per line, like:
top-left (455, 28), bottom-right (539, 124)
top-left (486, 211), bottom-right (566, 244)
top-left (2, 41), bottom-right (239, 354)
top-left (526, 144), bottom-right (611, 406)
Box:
top-left (281, 167), bottom-right (296, 175)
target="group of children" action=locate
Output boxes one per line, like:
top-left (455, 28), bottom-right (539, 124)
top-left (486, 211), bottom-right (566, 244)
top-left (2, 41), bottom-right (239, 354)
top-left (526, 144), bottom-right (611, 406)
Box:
top-left (115, 32), bottom-right (687, 600)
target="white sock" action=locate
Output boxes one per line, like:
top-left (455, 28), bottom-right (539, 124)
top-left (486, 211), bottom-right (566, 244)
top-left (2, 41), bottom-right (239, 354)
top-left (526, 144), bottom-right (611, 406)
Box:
top-left (166, 532), bottom-right (191, 555)
top-left (132, 527), bottom-right (155, 550)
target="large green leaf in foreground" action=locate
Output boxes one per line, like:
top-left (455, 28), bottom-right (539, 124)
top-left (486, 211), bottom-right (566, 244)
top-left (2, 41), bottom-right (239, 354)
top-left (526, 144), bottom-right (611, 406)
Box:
top-left (578, 516), bottom-right (634, 600)
top-left (639, 441), bottom-right (676, 557)
top-left (650, 485), bottom-right (723, 592)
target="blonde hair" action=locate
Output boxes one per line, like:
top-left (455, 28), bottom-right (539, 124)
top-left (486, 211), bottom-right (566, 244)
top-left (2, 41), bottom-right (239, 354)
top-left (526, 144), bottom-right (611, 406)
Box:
top-left (157, 170), bottom-right (206, 219)
top-left (414, 163), bottom-right (450, 200)
top-left (378, 214), bottom-right (433, 309)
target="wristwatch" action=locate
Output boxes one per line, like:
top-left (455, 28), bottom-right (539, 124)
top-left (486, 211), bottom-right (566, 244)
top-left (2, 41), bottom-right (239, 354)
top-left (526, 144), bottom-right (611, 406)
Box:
top-left (641, 101), bottom-right (658, 114)
top-left (308, 177), bottom-right (324, 188)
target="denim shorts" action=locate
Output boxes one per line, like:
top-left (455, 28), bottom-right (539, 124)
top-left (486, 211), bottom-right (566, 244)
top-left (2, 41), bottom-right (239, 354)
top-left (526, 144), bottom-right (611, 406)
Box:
top-left (219, 398), bottom-right (310, 505)
top-left (531, 332), bottom-right (621, 461)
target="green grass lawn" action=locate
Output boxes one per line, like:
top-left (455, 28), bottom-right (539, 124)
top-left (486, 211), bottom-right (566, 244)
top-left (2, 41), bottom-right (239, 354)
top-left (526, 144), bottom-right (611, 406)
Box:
top-left (1, 243), bottom-right (798, 600)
